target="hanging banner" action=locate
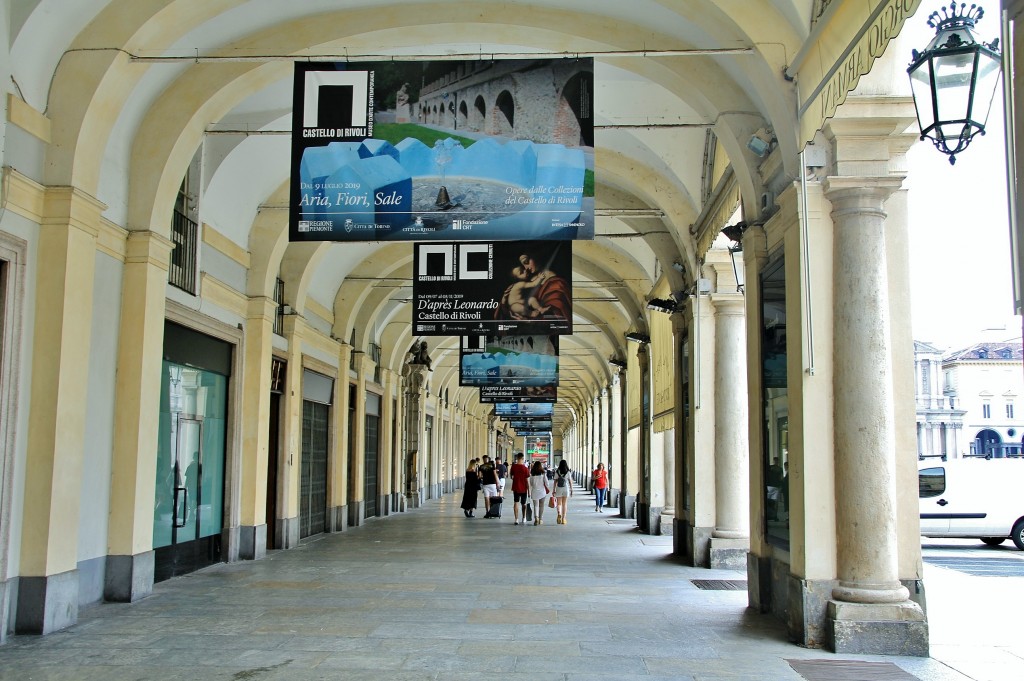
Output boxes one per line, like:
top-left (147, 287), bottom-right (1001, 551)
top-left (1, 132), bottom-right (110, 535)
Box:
top-left (460, 334), bottom-right (559, 387)
top-left (525, 435), bottom-right (551, 462)
top-left (413, 241), bottom-right (572, 336)
top-left (509, 419), bottom-right (554, 432)
top-left (494, 402), bottom-right (553, 418)
top-left (290, 59), bottom-right (594, 242)
top-left (479, 385), bottom-right (556, 403)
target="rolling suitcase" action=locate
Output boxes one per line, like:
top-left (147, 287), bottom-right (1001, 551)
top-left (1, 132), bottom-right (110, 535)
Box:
top-left (484, 496), bottom-right (503, 518)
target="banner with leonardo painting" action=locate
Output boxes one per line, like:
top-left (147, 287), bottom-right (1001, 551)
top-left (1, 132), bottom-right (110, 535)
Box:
top-left (413, 241), bottom-right (572, 336)
top-left (290, 59), bottom-right (594, 242)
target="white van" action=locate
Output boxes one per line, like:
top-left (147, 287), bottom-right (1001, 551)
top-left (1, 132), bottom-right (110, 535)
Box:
top-left (918, 458), bottom-right (1024, 550)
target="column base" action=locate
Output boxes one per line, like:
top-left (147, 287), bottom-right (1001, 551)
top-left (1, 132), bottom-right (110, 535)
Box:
top-left (348, 500), bottom-right (366, 527)
top-left (827, 600), bottom-right (929, 657)
top-left (238, 524), bottom-right (268, 560)
top-left (276, 516), bottom-right (300, 549)
top-left (16, 569), bottom-right (79, 634)
top-left (645, 505), bottom-right (663, 535)
top-left (328, 505), bottom-right (348, 532)
top-left (406, 490), bottom-right (422, 509)
top-left (619, 491), bottom-right (635, 518)
top-left (104, 551), bottom-right (154, 602)
top-left (391, 492), bottom-right (402, 513)
top-left (378, 494), bottom-right (390, 516)
top-left (682, 523), bottom-right (713, 567)
top-left (659, 511), bottom-right (675, 536)
top-left (607, 487), bottom-right (620, 507)
top-left (0, 578), bottom-right (11, 643)
top-left (709, 537), bottom-right (747, 570)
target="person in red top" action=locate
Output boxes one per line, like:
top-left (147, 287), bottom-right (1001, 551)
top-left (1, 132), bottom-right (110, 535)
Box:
top-left (592, 462), bottom-right (609, 512)
top-left (509, 453), bottom-right (532, 525)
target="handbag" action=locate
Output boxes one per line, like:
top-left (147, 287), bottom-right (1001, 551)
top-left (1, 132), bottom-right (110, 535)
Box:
top-left (548, 496), bottom-right (556, 508)
top-left (525, 504), bottom-right (533, 521)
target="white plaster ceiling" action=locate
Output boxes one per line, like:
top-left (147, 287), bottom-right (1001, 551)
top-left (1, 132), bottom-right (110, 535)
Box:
top-left (10, 0), bottom-right (823, 429)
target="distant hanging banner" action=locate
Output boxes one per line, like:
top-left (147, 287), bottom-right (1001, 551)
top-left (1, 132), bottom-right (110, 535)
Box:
top-left (508, 419), bottom-right (554, 432)
top-left (494, 402), bottom-right (554, 418)
top-left (460, 334), bottom-right (559, 387)
top-left (290, 59), bottom-right (594, 242)
top-left (413, 241), bottom-right (572, 336)
top-left (479, 385), bottom-right (556, 403)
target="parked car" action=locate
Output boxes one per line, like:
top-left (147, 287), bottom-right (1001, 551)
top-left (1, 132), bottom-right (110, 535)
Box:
top-left (918, 458), bottom-right (1024, 550)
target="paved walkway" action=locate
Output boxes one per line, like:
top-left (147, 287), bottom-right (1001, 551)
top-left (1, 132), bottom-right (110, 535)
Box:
top-left (0, 489), bottom-right (1021, 680)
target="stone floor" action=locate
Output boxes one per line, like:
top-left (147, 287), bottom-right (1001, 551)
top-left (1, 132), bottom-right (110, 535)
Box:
top-left (0, 490), bottom-right (1020, 680)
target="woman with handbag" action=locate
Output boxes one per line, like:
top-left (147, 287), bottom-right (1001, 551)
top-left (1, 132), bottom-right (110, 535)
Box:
top-left (528, 460), bottom-right (550, 525)
top-left (552, 460), bottom-right (573, 524)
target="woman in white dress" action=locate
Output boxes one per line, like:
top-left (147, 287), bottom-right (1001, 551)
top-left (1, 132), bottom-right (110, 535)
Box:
top-left (528, 461), bottom-right (550, 525)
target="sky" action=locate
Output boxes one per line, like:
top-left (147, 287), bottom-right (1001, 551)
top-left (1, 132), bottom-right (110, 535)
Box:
top-left (903, 3), bottom-right (1021, 352)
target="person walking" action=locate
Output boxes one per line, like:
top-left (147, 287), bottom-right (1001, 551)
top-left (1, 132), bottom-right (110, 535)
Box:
top-left (552, 460), bottom-right (573, 524)
top-left (528, 460), bottom-right (550, 525)
top-left (496, 456), bottom-right (509, 496)
top-left (460, 459), bottom-right (480, 518)
top-left (592, 462), bottom-right (608, 512)
top-left (478, 455), bottom-right (499, 515)
top-left (508, 453), bottom-right (531, 525)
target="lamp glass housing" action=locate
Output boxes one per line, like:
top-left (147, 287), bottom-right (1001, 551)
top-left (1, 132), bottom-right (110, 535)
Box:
top-left (907, 6), bottom-right (1002, 164)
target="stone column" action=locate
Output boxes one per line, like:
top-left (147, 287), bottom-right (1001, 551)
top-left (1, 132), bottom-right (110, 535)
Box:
top-left (348, 352), bottom-right (372, 526)
top-left (709, 294), bottom-right (749, 569)
top-left (613, 367), bottom-right (629, 517)
top-left (824, 177), bottom-right (926, 653)
top-left (403, 365), bottom-right (429, 508)
top-left (106, 231), bottom-right (174, 601)
top-left (600, 388), bottom-right (612, 504)
top-left (233, 296), bottom-right (276, 559)
top-left (329, 343), bottom-right (352, 530)
top-left (671, 310), bottom-right (689, 553)
top-left (379, 369), bottom-right (396, 514)
top-left (277, 316), bottom-right (305, 549)
top-left (17, 188), bottom-right (103, 634)
top-left (660, 428), bottom-right (676, 535)
top-left (636, 342), bottom-right (655, 533)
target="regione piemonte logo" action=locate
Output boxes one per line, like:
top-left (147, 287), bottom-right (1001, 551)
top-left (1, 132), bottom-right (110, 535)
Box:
top-left (303, 70), bottom-right (369, 130)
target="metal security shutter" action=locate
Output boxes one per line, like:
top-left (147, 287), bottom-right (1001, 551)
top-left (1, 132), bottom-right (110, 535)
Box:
top-left (300, 400), bottom-right (329, 538)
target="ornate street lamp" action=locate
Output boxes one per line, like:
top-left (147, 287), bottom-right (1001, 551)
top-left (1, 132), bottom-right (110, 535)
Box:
top-left (907, 2), bottom-right (1002, 165)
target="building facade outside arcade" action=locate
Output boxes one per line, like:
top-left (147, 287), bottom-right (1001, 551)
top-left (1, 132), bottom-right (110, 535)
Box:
top-left (5, 0), bottom-right (1024, 659)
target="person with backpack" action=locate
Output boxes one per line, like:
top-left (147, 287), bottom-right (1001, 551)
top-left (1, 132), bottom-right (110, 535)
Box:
top-left (552, 460), bottom-right (573, 524)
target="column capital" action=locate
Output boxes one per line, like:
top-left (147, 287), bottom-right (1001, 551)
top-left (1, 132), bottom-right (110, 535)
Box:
top-left (823, 176), bottom-right (905, 204)
top-left (124, 230), bottom-right (174, 270)
top-left (709, 293), bottom-right (745, 315)
top-left (247, 296), bottom-right (279, 323)
top-left (42, 185), bottom-right (106, 237)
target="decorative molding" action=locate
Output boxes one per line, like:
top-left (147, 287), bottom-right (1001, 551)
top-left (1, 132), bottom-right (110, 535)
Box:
top-left (6, 94), bottom-right (51, 143)
top-left (198, 273), bottom-right (247, 317)
top-left (202, 223), bottom-right (250, 268)
top-left (305, 297), bottom-right (333, 326)
top-left (1, 167), bottom-right (45, 223)
top-left (95, 218), bottom-right (129, 262)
